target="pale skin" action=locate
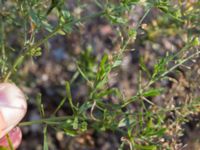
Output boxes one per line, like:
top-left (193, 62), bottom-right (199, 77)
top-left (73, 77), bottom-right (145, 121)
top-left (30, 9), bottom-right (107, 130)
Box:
top-left (0, 83), bottom-right (27, 149)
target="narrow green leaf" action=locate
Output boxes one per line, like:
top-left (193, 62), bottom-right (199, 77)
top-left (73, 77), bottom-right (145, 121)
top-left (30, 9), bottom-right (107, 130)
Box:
top-left (140, 57), bottom-right (151, 78)
top-left (65, 81), bottom-right (76, 112)
top-left (36, 93), bottom-right (45, 117)
top-left (52, 96), bottom-right (67, 115)
top-left (64, 129), bottom-right (77, 136)
top-left (143, 88), bottom-right (164, 97)
top-left (94, 88), bottom-right (118, 99)
top-left (43, 126), bottom-right (49, 150)
top-left (135, 144), bottom-right (157, 150)
top-left (73, 117), bottom-right (78, 130)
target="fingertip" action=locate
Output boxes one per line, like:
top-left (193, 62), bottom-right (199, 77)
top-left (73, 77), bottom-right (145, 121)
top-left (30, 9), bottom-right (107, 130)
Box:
top-left (0, 127), bottom-right (22, 149)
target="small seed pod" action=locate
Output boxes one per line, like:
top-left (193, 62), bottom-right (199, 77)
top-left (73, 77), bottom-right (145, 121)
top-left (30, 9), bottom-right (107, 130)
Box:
top-left (0, 83), bottom-right (27, 139)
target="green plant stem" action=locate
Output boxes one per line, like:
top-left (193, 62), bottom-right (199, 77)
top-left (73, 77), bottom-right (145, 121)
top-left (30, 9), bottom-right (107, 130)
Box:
top-left (3, 11), bottom-right (105, 82)
top-left (18, 101), bottom-right (200, 128)
top-left (2, 2), bottom-right (138, 82)
top-left (122, 49), bottom-right (200, 107)
top-left (146, 49), bottom-right (200, 88)
top-left (19, 116), bottom-right (74, 126)
top-left (136, 8), bottom-right (151, 29)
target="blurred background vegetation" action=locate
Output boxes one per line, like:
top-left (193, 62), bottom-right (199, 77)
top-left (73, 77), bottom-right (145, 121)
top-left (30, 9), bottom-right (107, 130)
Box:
top-left (0, 0), bottom-right (200, 150)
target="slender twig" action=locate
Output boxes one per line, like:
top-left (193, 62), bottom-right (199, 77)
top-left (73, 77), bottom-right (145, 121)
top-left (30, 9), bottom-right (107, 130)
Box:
top-left (19, 116), bottom-right (74, 126)
top-left (136, 8), bottom-right (151, 29)
top-left (3, 11), bottom-right (105, 82)
top-left (122, 49), bottom-right (200, 107)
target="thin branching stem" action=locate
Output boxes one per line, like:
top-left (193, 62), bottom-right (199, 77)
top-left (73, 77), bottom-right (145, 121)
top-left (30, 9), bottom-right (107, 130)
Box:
top-left (3, 11), bottom-right (105, 82)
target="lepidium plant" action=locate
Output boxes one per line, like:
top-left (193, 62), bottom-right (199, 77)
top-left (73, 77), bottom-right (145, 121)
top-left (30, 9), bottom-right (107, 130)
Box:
top-left (0, 0), bottom-right (200, 149)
